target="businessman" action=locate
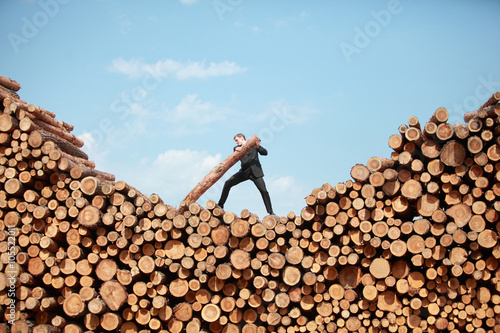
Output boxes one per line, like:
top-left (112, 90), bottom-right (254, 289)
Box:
top-left (218, 133), bottom-right (274, 215)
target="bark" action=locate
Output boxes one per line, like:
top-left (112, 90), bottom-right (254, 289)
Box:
top-left (0, 74), bottom-right (21, 91)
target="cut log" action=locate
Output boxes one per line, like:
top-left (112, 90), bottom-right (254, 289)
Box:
top-left (369, 258), bottom-right (391, 279)
top-left (77, 205), bottom-right (102, 227)
top-left (100, 313), bottom-right (122, 331)
top-left (366, 156), bottom-right (394, 172)
top-left (350, 164), bottom-right (370, 182)
top-left (79, 176), bottom-right (102, 196)
top-left (0, 75), bottom-right (21, 91)
top-left (440, 140), bottom-right (466, 167)
top-left (230, 249), bottom-right (251, 270)
top-left (99, 280), bottom-right (128, 311)
top-left (282, 266), bottom-right (301, 286)
top-left (377, 291), bottom-right (402, 312)
top-left (417, 194), bottom-right (440, 217)
top-left (388, 134), bottom-right (403, 152)
top-left (436, 123), bottom-right (454, 141)
top-left (446, 203), bottom-right (472, 228)
top-left (477, 91), bottom-right (500, 112)
top-left (401, 179), bottom-right (422, 200)
top-left (430, 107), bottom-right (449, 124)
top-left (63, 294), bottom-right (85, 317)
top-left (201, 304), bottom-right (221, 322)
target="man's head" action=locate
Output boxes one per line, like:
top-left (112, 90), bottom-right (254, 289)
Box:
top-left (234, 133), bottom-right (246, 146)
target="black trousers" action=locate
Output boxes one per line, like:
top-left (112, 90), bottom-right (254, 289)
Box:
top-left (218, 170), bottom-right (274, 214)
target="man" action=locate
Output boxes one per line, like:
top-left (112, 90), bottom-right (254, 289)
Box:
top-left (218, 133), bottom-right (274, 215)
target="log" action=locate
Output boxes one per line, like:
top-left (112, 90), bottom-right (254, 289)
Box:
top-left (27, 113), bottom-right (84, 148)
top-left (366, 156), bottom-right (394, 172)
top-left (77, 205), bottom-right (102, 227)
top-left (0, 75), bottom-right (21, 91)
top-left (62, 294), bottom-right (85, 317)
top-left (477, 92), bottom-right (500, 114)
top-left (429, 107), bottom-right (449, 124)
top-left (436, 123), bottom-right (454, 141)
top-left (5, 76), bottom-right (500, 333)
top-left (201, 304), bottom-right (221, 322)
top-left (350, 164), bottom-right (370, 182)
top-left (178, 135), bottom-right (261, 213)
top-left (401, 179), bottom-right (422, 200)
top-left (99, 280), bottom-right (128, 311)
top-left (369, 258), bottom-right (391, 279)
top-left (440, 140), bottom-right (466, 167)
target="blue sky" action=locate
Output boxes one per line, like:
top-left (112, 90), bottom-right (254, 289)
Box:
top-left (2, 0), bottom-right (500, 218)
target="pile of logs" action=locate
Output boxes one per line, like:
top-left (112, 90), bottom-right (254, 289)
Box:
top-left (0, 73), bottom-right (499, 333)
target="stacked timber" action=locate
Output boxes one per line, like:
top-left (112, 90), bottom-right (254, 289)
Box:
top-left (0, 74), bottom-right (499, 333)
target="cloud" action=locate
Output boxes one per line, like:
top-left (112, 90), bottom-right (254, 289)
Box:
top-left (78, 131), bottom-right (111, 169)
top-left (146, 93), bottom-right (236, 136)
top-left (179, 0), bottom-right (199, 4)
top-left (173, 94), bottom-right (229, 124)
top-left (107, 57), bottom-right (247, 80)
top-left (268, 176), bottom-right (305, 215)
top-left (136, 149), bottom-right (223, 203)
top-left (271, 176), bottom-right (297, 193)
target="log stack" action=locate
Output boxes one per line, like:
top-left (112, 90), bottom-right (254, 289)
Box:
top-left (0, 74), bottom-right (499, 333)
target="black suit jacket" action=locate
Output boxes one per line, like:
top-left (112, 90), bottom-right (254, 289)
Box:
top-left (235, 145), bottom-right (268, 178)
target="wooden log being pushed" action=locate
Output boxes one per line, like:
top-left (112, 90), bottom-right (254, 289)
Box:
top-left (178, 135), bottom-right (261, 213)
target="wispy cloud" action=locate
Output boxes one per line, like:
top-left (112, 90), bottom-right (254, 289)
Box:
top-left (163, 93), bottom-right (235, 136)
top-left (107, 57), bottom-right (247, 80)
top-left (173, 94), bottom-right (228, 124)
top-left (136, 149), bottom-right (222, 203)
top-left (179, 0), bottom-right (199, 4)
top-left (117, 14), bottom-right (132, 34)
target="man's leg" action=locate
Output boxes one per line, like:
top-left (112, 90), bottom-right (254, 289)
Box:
top-left (218, 172), bottom-right (247, 208)
top-left (252, 176), bottom-right (274, 215)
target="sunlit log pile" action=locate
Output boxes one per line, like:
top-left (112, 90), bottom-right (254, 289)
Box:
top-left (0, 74), bottom-right (499, 333)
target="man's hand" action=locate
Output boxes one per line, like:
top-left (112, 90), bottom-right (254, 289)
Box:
top-left (235, 146), bottom-right (242, 152)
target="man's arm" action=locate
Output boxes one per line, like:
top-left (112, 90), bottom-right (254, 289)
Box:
top-left (257, 146), bottom-right (268, 156)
